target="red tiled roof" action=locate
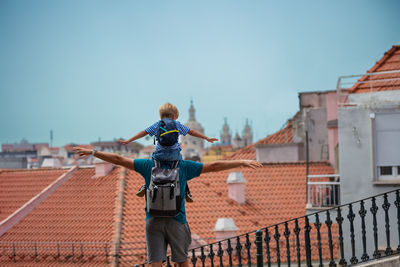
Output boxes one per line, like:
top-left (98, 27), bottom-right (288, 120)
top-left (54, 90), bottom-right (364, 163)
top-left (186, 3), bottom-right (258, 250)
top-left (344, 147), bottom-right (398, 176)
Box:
top-left (187, 161), bottom-right (332, 241)
top-left (187, 161), bottom-right (337, 266)
top-left (0, 167), bottom-right (120, 266)
top-left (0, 169), bottom-right (66, 222)
top-left (350, 45), bottom-right (400, 94)
top-left (119, 171), bottom-right (148, 265)
top-left (224, 119), bottom-right (294, 160)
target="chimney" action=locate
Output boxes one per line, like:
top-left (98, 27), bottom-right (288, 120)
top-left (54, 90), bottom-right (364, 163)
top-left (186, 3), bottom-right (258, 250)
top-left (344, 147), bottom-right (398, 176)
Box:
top-left (226, 172), bottom-right (246, 204)
top-left (94, 159), bottom-right (114, 178)
top-left (213, 218), bottom-right (238, 242)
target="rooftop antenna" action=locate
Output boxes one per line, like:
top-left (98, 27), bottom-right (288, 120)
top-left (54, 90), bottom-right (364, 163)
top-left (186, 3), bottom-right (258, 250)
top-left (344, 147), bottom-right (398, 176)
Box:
top-left (50, 130), bottom-right (53, 148)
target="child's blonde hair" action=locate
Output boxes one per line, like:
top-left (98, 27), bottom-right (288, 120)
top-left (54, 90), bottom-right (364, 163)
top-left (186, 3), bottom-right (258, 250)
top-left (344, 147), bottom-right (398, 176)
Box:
top-left (159, 103), bottom-right (179, 119)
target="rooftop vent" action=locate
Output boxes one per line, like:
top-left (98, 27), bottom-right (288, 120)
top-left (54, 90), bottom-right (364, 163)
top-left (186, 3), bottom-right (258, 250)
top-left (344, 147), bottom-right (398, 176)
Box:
top-left (213, 218), bottom-right (238, 242)
top-left (94, 159), bottom-right (114, 178)
top-left (226, 172), bottom-right (246, 204)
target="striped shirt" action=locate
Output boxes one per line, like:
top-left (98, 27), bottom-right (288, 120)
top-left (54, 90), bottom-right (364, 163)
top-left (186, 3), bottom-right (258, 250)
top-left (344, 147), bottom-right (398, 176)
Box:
top-left (145, 120), bottom-right (190, 151)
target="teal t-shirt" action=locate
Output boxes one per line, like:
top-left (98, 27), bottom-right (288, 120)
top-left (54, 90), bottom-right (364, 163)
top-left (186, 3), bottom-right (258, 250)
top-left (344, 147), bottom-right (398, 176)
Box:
top-left (133, 159), bottom-right (203, 224)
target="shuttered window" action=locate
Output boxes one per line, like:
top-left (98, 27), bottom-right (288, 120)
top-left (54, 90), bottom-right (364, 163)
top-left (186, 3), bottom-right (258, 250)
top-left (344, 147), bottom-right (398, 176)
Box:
top-left (375, 112), bottom-right (400, 180)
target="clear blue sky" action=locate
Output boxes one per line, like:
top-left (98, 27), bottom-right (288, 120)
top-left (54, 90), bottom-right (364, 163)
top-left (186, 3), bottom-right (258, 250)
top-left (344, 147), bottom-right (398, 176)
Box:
top-left (1, 0), bottom-right (399, 148)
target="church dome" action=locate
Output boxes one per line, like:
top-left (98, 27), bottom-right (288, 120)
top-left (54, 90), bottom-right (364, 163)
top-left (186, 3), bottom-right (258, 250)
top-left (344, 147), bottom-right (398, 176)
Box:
top-left (186, 120), bottom-right (204, 133)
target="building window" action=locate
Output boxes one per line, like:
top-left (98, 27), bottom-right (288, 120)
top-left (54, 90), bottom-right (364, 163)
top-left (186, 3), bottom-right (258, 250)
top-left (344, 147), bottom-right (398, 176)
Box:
top-left (375, 112), bottom-right (400, 180)
top-left (379, 166), bottom-right (393, 176)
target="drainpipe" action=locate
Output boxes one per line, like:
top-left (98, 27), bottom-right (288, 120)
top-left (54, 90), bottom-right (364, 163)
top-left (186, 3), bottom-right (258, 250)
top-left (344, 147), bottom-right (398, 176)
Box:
top-left (306, 130), bottom-right (309, 205)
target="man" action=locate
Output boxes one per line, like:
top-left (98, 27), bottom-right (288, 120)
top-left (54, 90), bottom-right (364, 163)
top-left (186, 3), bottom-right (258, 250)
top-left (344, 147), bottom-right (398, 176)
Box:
top-left (73, 146), bottom-right (262, 267)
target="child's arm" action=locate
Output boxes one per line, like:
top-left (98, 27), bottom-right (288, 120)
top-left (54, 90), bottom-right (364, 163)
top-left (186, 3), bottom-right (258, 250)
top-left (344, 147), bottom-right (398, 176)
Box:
top-left (188, 129), bottom-right (218, 143)
top-left (118, 130), bottom-right (148, 145)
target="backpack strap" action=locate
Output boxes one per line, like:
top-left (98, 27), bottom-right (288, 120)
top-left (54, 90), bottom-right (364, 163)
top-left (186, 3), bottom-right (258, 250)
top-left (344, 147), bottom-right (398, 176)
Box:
top-left (172, 160), bottom-right (179, 169)
top-left (153, 159), bottom-right (178, 169)
top-left (153, 159), bottom-right (161, 168)
top-left (155, 120), bottom-right (162, 143)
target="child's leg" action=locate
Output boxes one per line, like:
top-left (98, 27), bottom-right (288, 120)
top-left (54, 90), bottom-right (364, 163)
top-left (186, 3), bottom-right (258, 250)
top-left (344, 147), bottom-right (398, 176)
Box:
top-left (153, 149), bottom-right (181, 162)
top-left (136, 184), bottom-right (146, 197)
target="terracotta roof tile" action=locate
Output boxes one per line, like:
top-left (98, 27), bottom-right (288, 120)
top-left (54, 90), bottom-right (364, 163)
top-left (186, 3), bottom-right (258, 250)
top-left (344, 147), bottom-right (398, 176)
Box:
top-left (350, 45), bottom-right (400, 94)
top-left (118, 170), bottom-right (148, 265)
top-left (0, 167), bottom-right (120, 266)
top-left (0, 169), bottom-right (66, 222)
top-left (186, 162), bottom-right (333, 241)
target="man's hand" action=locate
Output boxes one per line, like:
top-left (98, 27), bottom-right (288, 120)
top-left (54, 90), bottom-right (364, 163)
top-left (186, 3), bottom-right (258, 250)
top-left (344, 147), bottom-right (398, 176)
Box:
top-left (117, 139), bottom-right (130, 145)
top-left (73, 146), bottom-right (134, 169)
top-left (206, 137), bottom-right (218, 143)
top-left (73, 146), bottom-right (93, 158)
top-left (241, 160), bottom-right (263, 169)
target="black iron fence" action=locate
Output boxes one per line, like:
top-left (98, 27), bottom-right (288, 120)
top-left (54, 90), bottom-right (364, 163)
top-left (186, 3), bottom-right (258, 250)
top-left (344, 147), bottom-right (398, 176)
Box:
top-left (1, 189), bottom-right (400, 266)
top-left (154, 188), bottom-right (400, 267)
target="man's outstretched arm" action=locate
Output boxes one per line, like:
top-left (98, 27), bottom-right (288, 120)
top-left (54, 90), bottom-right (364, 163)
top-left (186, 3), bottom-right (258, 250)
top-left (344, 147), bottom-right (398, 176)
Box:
top-left (201, 160), bottom-right (262, 174)
top-left (73, 146), bottom-right (134, 170)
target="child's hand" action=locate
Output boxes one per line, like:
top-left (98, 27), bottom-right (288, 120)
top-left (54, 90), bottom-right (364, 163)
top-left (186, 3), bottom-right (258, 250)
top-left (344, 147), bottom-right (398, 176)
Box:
top-left (206, 137), bottom-right (218, 143)
top-left (117, 139), bottom-right (129, 145)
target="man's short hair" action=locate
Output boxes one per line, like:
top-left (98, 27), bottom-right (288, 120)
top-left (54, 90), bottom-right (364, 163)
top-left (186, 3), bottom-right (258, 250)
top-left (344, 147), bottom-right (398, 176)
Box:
top-left (159, 103), bottom-right (179, 119)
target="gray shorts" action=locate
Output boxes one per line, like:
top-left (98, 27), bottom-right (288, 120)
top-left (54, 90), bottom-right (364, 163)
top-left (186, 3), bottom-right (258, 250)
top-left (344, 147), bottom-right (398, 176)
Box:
top-left (145, 217), bottom-right (192, 263)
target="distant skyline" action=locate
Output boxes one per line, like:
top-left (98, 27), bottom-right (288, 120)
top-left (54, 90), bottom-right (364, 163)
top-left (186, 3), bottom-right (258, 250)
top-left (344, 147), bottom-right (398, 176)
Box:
top-left (1, 0), bottom-right (399, 148)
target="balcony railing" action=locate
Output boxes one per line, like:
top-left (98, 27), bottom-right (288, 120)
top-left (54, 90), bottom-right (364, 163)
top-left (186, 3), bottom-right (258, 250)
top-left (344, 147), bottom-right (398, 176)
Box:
top-left (336, 69), bottom-right (400, 107)
top-left (0, 241), bottom-right (147, 265)
top-left (307, 174), bottom-right (340, 208)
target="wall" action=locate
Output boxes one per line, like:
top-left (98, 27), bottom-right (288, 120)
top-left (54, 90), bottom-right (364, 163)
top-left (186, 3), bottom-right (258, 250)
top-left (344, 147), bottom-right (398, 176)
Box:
top-left (326, 91), bottom-right (338, 167)
top-left (299, 91), bottom-right (327, 108)
top-left (338, 90), bottom-right (400, 259)
top-left (255, 143), bottom-right (304, 163)
top-left (297, 91), bottom-right (331, 162)
top-left (306, 108), bottom-right (329, 161)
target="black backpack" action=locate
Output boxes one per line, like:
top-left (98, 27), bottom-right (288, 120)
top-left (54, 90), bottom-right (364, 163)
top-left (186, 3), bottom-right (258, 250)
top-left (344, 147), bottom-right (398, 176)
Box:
top-left (146, 160), bottom-right (182, 217)
top-left (156, 118), bottom-right (179, 147)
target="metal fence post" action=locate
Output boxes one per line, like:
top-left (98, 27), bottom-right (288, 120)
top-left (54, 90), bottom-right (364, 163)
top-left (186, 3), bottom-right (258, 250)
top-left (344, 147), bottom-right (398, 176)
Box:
top-left (304, 216), bottom-right (312, 267)
top-left (256, 230), bottom-right (263, 267)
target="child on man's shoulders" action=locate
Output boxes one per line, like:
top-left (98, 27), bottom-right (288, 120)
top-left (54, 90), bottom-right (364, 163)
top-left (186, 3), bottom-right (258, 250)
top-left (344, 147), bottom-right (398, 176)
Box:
top-left (118, 102), bottom-right (218, 202)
